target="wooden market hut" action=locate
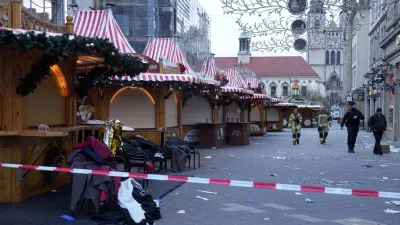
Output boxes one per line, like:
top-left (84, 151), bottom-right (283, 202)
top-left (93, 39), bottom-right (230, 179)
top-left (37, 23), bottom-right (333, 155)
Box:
top-left (0, 4), bottom-right (148, 203)
top-left (266, 102), bottom-right (298, 131)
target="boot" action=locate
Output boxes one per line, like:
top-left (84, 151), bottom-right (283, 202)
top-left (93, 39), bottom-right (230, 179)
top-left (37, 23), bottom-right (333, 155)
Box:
top-left (351, 148), bottom-right (355, 153)
top-left (297, 139), bottom-right (300, 145)
top-left (348, 147), bottom-right (352, 153)
top-left (293, 142), bottom-right (296, 145)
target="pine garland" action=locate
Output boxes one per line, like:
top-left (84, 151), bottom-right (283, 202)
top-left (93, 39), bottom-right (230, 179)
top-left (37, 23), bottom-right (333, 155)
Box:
top-left (0, 29), bottom-right (149, 96)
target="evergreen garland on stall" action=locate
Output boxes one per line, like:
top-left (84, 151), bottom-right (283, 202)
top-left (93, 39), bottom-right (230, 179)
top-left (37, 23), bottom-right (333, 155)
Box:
top-left (0, 29), bottom-right (149, 96)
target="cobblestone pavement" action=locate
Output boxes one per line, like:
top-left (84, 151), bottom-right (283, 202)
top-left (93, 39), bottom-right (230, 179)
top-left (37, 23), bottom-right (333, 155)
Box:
top-left (157, 124), bottom-right (400, 225)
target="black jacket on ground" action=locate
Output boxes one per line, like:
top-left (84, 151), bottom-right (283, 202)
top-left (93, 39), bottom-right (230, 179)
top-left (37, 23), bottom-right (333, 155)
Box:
top-left (341, 108), bottom-right (365, 127)
top-left (368, 114), bottom-right (387, 131)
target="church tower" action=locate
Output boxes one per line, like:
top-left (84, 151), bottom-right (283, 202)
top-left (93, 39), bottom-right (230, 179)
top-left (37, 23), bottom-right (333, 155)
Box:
top-left (237, 32), bottom-right (252, 64)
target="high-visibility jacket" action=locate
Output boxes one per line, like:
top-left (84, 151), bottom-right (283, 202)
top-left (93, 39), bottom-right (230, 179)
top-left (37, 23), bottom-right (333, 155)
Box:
top-left (316, 113), bottom-right (332, 128)
top-left (288, 113), bottom-right (302, 131)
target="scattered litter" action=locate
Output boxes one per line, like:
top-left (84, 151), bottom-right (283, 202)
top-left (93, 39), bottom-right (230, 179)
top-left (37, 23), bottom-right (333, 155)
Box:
top-left (229, 155), bottom-right (235, 157)
top-left (197, 190), bottom-right (217, 195)
top-left (154, 153), bottom-right (164, 158)
top-left (212, 147), bottom-right (216, 149)
top-left (295, 192), bottom-right (303, 196)
top-left (391, 201), bottom-right (400, 206)
top-left (51, 189), bottom-right (57, 192)
top-left (391, 148), bottom-right (400, 153)
top-left (272, 156), bottom-right (286, 160)
top-left (320, 173), bottom-right (324, 175)
top-left (380, 165), bottom-right (389, 167)
top-left (382, 177), bottom-right (389, 180)
top-left (362, 164), bottom-right (373, 168)
top-left (196, 196), bottom-right (208, 201)
top-left (385, 202), bottom-right (392, 204)
top-left (294, 167), bottom-right (300, 170)
top-left (356, 181), bottom-right (364, 184)
top-left (300, 153), bottom-right (305, 155)
top-left (264, 218), bottom-right (270, 221)
top-left (384, 209), bottom-right (400, 214)
top-left (204, 156), bottom-right (212, 159)
top-left (175, 192), bottom-right (179, 195)
top-left (394, 179), bottom-right (399, 181)
top-left (177, 210), bottom-right (186, 214)
top-left (360, 205), bottom-right (363, 207)
top-left (270, 174), bottom-right (277, 177)
top-left (305, 199), bottom-right (315, 203)
top-left (247, 200), bottom-right (254, 203)
top-left (60, 215), bottom-right (74, 222)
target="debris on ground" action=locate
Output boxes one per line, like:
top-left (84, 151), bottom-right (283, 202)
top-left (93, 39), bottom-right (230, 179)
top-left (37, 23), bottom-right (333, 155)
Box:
top-left (295, 192), bottom-right (303, 196)
top-left (270, 174), bottom-right (277, 177)
top-left (356, 181), bottom-right (364, 184)
top-left (264, 218), bottom-right (270, 221)
top-left (247, 200), bottom-right (254, 203)
top-left (384, 209), bottom-right (400, 214)
top-left (391, 148), bottom-right (400, 153)
top-left (382, 177), bottom-right (389, 180)
top-left (60, 215), bottom-right (74, 222)
top-left (380, 165), bottom-right (389, 167)
top-left (272, 156), bottom-right (286, 160)
top-left (177, 210), bottom-right (186, 214)
top-left (204, 156), bottom-right (212, 159)
top-left (196, 196), bottom-right (208, 201)
top-left (362, 164), bottom-right (373, 168)
top-left (197, 190), bottom-right (217, 195)
top-left (305, 199), bottom-right (315, 203)
top-left (391, 201), bottom-right (400, 206)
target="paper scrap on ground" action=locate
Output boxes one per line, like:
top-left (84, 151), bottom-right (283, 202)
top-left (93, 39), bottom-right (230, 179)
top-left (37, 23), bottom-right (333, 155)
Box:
top-left (382, 177), bottom-right (389, 180)
top-left (381, 165), bottom-right (389, 167)
top-left (230, 155), bottom-right (235, 157)
top-left (305, 199), bottom-right (315, 203)
top-left (197, 190), bottom-right (217, 195)
top-left (247, 200), bottom-right (254, 203)
top-left (204, 156), bottom-right (212, 159)
top-left (384, 209), bottom-right (400, 214)
top-left (295, 192), bottom-right (303, 195)
top-left (177, 210), bottom-right (186, 214)
top-left (391, 201), bottom-right (400, 206)
top-left (196, 196), bottom-right (208, 201)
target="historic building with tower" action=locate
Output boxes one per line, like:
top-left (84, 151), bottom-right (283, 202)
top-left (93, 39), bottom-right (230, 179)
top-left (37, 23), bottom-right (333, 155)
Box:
top-left (306, 0), bottom-right (344, 105)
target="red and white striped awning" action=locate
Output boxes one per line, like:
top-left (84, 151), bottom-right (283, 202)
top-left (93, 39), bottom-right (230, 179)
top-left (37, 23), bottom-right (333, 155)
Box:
top-left (253, 93), bottom-right (270, 99)
top-left (201, 55), bottom-right (218, 77)
top-left (143, 38), bottom-right (194, 74)
top-left (112, 73), bottom-right (218, 85)
top-left (246, 78), bottom-right (260, 89)
top-left (73, 10), bottom-right (136, 54)
top-left (0, 27), bottom-right (72, 38)
top-left (221, 86), bottom-right (254, 94)
top-left (225, 69), bottom-right (247, 88)
top-left (268, 98), bottom-right (282, 103)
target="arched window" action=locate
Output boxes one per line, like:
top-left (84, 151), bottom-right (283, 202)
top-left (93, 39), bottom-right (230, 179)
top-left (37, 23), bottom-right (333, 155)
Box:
top-left (325, 51), bottom-right (330, 65)
top-left (282, 83), bottom-right (289, 96)
top-left (314, 19), bottom-right (320, 29)
top-left (336, 51), bottom-right (341, 65)
top-left (270, 83), bottom-right (277, 97)
top-left (331, 51), bottom-right (335, 65)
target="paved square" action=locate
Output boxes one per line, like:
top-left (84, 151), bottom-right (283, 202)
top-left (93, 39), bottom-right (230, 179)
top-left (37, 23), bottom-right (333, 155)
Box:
top-left (332, 218), bottom-right (386, 225)
top-left (287, 214), bottom-right (326, 223)
top-left (220, 203), bottom-right (266, 213)
top-left (262, 203), bottom-right (294, 210)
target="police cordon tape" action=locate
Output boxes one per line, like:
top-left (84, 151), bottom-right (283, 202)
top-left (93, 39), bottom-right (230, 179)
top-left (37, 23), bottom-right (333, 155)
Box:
top-left (1, 163), bottom-right (400, 199)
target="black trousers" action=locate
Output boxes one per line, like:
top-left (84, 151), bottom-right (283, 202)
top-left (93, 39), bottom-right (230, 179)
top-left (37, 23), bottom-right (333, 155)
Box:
top-left (347, 125), bottom-right (359, 149)
top-left (373, 130), bottom-right (384, 153)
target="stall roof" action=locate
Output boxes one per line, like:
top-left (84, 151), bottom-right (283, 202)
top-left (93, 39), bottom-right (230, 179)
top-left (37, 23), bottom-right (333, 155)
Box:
top-left (201, 55), bottom-right (218, 77)
top-left (274, 103), bottom-right (298, 108)
top-left (221, 86), bottom-right (254, 94)
top-left (73, 10), bottom-right (136, 54)
top-left (0, 27), bottom-right (71, 38)
top-left (143, 38), bottom-right (194, 74)
top-left (112, 73), bottom-right (219, 85)
top-left (224, 68), bottom-right (247, 88)
top-left (245, 78), bottom-right (260, 89)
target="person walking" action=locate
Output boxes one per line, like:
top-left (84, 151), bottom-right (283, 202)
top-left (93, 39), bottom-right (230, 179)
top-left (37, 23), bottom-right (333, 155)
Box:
top-left (368, 108), bottom-right (387, 156)
top-left (288, 108), bottom-right (302, 145)
top-left (341, 102), bottom-right (365, 153)
top-left (316, 110), bottom-right (332, 144)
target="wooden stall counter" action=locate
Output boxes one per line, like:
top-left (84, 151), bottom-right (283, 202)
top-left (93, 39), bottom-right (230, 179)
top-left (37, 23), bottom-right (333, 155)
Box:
top-left (198, 123), bottom-right (224, 149)
top-left (226, 122), bottom-right (250, 146)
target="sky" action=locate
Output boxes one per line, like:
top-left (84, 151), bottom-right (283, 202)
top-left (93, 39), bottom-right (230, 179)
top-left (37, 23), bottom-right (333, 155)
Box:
top-left (199, 0), bottom-right (302, 57)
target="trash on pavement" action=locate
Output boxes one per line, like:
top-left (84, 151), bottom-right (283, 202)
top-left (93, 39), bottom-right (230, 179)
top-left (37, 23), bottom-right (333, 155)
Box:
top-left (264, 218), bottom-right (270, 221)
top-left (295, 192), bottom-right (303, 196)
top-left (270, 174), bottom-right (277, 177)
top-left (272, 156), bottom-right (286, 159)
top-left (384, 209), bottom-right (400, 214)
top-left (247, 200), bottom-right (254, 203)
top-left (204, 156), bottom-right (212, 159)
top-left (51, 189), bottom-right (57, 192)
top-left (382, 177), bottom-right (389, 180)
top-left (177, 210), bottom-right (186, 214)
top-left (305, 199), bottom-right (315, 203)
top-left (197, 190), bottom-right (217, 195)
top-left (320, 173), bottom-right (324, 175)
top-left (356, 181), bottom-right (364, 184)
top-left (391, 201), bottom-right (400, 206)
top-left (362, 164), bottom-right (373, 168)
top-left (230, 155), bottom-right (235, 157)
top-left (391, 148), bottom-right (400, 153)
top-left (60, 215), bottom-right (74, 222)
top-left (380, 165), bottom-right (389, 167)
top-left (196, 196), bottom-right (208, 201)
top-left (385, 201), bottom-right (392, 204)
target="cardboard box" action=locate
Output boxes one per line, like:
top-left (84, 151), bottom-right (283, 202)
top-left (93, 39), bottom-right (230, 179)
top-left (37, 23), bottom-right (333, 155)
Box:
top-left (382, 144), bottom-right (390, 154)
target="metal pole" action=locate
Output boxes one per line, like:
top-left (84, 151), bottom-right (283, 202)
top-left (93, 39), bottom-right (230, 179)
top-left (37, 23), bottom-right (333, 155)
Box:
top-left (394, 66), bottom-right (399, 140)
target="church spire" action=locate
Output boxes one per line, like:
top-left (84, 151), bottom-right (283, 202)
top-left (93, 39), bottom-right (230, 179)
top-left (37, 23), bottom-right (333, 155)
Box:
top-left (308, 0), bottom-right (325, 14)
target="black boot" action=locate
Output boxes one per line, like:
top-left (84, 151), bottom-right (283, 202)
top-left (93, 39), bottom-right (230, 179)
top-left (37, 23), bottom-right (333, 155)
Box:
top-left (297, 139), bottom-right (300, 145)
top-left (348, 147), bottom-right (352, 153)
top-left (293, 142), bottom-right (296, 145)
top-left (351, 148), bottom-right (355, 153)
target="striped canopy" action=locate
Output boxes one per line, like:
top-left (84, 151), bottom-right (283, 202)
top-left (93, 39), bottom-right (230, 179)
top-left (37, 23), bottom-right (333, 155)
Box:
top-left (73, 10), bottom-right (136, 54)
top-left (201, 55), bottom-right (218, 78)
top-left (225, 69), bottom-right (247, 88)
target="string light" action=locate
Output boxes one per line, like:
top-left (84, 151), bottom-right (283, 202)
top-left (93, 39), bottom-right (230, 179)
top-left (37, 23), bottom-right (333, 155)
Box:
top-left (50, 65), bottom-right (68, 97)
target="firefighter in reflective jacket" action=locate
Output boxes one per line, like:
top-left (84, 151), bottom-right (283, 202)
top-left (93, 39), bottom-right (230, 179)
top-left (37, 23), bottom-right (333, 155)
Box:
top-left (316, 110), bottom-right (332, 144)
top-left (288, 109), bottom-right (302, 145)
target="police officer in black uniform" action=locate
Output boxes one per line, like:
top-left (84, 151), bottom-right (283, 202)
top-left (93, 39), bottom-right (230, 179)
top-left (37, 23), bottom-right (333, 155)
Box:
top-left (341, 102), bottom-right (365, 153)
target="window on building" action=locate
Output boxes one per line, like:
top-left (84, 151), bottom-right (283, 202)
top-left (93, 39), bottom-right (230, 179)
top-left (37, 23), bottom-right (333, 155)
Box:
top-left (301, 86), bottom-right (307, 96)
top-left (282, 84), bottom-right (289, 96)
top-left (270, 84), bottom-right (277, 97)
top-left (331, 51), bottom-right (335, 65)
top-left (314, 19), bottom-right (320, 29)
top-left (325, 51), bottom-right (330, 65)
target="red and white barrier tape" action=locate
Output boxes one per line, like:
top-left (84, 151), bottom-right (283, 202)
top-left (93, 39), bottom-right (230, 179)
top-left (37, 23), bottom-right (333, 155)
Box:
top-left (1, 163), bottom-right (400, 199)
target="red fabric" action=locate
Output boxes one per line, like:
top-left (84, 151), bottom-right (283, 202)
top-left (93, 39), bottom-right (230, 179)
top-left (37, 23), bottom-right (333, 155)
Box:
top-left (73, 142), bottom-right (89, 150)
top-left (99, 167), bottom-right (121, 208)
top-left (87, 136), bottom-right (114, 159)
top-left (145, 162), bottom-right (153, 173)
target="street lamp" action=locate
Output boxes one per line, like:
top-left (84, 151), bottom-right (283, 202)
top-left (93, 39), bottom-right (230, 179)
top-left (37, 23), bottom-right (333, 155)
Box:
top-left (378, 58), bottom-right (393, 76)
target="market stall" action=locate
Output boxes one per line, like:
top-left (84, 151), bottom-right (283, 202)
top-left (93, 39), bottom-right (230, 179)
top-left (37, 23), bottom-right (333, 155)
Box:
top-left (282, 97), bottom-right (322, 128)
top-left (268, 102), bottom-right (298, 131)
top-left (0, 5), bottom-right (148, 203)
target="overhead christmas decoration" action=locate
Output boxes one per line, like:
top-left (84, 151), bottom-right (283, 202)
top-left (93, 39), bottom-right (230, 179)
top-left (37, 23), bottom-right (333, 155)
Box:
top-left (0, 29), bottom-right (149, 96)
top-left (220, 0), bottom-right (391, 52)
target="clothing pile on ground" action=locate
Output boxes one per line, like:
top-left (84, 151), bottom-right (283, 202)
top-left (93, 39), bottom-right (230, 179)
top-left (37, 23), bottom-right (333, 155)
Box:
top-left (68, 136), bottom-right (161, 225)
